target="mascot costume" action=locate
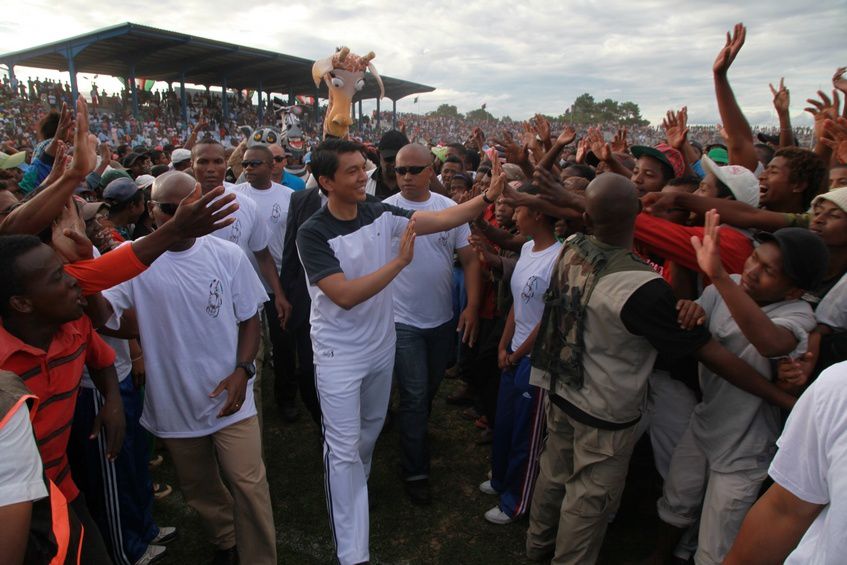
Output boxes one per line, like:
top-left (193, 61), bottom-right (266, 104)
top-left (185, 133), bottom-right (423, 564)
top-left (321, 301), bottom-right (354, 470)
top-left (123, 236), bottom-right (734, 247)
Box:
top-left (312, 47), bottom-right (384, 139)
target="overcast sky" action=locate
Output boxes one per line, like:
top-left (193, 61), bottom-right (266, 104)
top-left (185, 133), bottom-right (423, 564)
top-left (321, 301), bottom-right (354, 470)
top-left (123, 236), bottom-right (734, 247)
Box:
top-left (1, 0), bottom-right (844, 126)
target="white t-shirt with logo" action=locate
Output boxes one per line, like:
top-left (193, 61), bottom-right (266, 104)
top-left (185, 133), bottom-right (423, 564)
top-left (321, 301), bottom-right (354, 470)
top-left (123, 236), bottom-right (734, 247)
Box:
top-left (103, 236), bottom-right (268, 438)
top-left (384, 191), bottom-right (471, 328)
top-left (213, 183), bottom-right (269, 263)
top-left (510, 240), bottom-right (562, 352)
top-left (770, 361), bottom-right (847, 564)
top-left (233, 181), bottom-right (293, 292)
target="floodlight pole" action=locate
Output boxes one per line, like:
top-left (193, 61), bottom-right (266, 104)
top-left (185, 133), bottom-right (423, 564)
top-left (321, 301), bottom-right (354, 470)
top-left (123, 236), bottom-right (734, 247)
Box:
top-left (222, 77), bottom-right (228, 126)
top-left (376, 96), bottom-right (381, 133)
top-left (358, 99), bottom-right (363, 132)
top-left (392, 99), bottom-right (397, 130)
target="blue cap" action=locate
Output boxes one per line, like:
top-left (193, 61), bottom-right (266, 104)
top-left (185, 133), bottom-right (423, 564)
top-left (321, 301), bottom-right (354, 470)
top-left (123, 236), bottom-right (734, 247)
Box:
top-left (103, 177), bottom-right (140, 203)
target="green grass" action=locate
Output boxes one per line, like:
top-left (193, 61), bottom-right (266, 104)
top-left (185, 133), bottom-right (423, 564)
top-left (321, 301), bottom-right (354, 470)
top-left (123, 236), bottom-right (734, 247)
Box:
top-left (151, 374), bottom-right (661, 564)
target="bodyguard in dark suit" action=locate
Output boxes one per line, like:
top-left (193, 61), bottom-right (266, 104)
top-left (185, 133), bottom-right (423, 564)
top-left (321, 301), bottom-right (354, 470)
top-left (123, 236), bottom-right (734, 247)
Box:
top-left (278, 186), bottom-right (323, 424)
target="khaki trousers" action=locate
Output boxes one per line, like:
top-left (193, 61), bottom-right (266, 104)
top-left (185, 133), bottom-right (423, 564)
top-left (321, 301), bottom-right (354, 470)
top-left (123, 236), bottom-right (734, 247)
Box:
top-left (160, 416), bottom-right (276, 564)
top-left (527, 399), bottom-right (639, 564)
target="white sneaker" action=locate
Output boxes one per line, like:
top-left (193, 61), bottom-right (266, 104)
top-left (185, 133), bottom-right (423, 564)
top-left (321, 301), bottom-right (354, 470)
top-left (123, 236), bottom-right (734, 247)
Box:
top-left (479, 480), bottom-right (497, 495)
top-left (134, 544), bottom-right (166, 565)
top-left (484, 506), bottom-right (514, 525)
top-left (151, 526), bottom-right (177, 545)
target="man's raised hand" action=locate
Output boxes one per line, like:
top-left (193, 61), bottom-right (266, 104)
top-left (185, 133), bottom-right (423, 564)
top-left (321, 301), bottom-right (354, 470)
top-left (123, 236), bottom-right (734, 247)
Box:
top-left (713, 23), bottom-right (746, 76)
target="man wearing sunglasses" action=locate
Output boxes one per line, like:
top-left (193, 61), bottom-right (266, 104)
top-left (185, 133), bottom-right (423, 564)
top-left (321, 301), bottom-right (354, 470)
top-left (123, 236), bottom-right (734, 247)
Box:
top-left (103, 171), bottom-right (276, 565)
top-left (269, 143), bottom-right (306, 191)
top-left (384, 143), bottom-right (482, 505)
top-left (297, 139), bottom-right (505, 565)
top-left (234, 146), bottom-right (297, 421)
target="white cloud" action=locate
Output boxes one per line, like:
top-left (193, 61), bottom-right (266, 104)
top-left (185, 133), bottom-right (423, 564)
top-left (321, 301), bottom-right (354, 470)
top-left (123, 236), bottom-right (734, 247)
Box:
top-left (1, 0), bottom-right (844, 126)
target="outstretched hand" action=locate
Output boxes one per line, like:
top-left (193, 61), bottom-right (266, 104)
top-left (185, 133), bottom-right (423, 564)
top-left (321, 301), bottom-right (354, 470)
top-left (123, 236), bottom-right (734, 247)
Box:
top-left (833, 67), bottom-right (847, 97)
top-left (611, 126), bottom-right (628, 153)
top-left (170, 184), bottom-right (239, 238)
top-left (822, 117), bottom-right (847, 164)
top-left (690, 209), bottom-right (726, 280)
top-left (769, 78), bottom-right (790, 114)
top-left (397, 218), bottom-right (416, 266)
top-left (713, 23), bottom-right (746, 76)
top-left (69, 97), bottom-right (98, 177)
top-left (662, 107), bottom-right (689, 150)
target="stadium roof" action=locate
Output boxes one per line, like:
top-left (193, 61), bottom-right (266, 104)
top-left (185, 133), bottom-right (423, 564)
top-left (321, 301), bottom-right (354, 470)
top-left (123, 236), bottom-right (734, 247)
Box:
top-left (0, 22), bottom-right (434, 102)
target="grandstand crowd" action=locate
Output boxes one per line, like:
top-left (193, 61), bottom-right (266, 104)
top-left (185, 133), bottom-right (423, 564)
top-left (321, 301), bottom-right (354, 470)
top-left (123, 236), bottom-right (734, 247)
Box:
top-left (1, 22), bottom-right (846, 565)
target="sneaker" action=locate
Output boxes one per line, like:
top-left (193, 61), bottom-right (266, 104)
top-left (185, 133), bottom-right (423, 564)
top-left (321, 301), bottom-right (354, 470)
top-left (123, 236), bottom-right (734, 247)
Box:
top-left (151, 526), bottom-right (177, 545)
top-left (404, 478), bottom-right (432, 506)
top-left (479, 480), bottom-right (497, 495)
top-left (134, 544), bottom-right (166, 565)
top-left (484, 506), bottom-right (514, 525)
top-left (152, 482), bottom-right (172, 500)
top-left (148, 454), bottom-right (163, 469)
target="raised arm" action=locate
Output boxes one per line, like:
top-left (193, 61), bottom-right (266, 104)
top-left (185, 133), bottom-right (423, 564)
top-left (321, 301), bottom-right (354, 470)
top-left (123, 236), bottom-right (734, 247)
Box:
top-left (713, 23), bottom-right (760, 172)
top-left (642, 191), bottom-right (792, 231)
top-left (412, 167), bottom-right (506, 236)
top-left (770, 78), bottom-right (794, 148)
top-left (0, 98), bottom-right (96, 235)
top-left (316, 219), bottom-right (416, 310)
top-left (692, 211), bottom-right (800, 357)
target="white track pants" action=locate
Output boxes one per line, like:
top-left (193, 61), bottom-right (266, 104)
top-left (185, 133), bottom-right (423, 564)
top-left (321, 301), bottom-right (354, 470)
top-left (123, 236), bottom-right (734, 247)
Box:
top-left (315, 347), bottom-right (394, 565)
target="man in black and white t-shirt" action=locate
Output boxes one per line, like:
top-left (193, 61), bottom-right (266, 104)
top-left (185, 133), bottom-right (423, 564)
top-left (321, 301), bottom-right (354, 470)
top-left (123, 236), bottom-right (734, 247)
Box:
top-left (384, 143), bottom-right (481, 505)
top-left (296, 139), bottom-right (505, 565)
top-left (103, 172), bottom-right (276, 565)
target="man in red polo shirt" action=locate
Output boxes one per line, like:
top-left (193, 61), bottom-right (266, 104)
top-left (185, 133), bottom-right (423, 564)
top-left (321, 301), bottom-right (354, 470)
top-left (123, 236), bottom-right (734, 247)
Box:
top-left (0, 234), bottom-right (122, 563)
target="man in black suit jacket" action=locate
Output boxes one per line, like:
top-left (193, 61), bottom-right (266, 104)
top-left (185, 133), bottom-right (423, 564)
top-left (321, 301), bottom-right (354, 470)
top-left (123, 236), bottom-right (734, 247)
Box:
top-left (278, 186), bottom-right (323, 424)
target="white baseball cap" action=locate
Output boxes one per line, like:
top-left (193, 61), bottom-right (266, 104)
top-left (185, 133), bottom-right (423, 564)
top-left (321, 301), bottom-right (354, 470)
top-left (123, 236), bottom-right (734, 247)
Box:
top-left (701, 155), bottom-right (760, 208)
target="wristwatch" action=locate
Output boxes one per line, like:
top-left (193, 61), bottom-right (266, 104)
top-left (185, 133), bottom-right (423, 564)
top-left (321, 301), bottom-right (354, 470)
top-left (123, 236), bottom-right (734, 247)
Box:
top-left (482, 190), bottom-right (495, 204)
top-left (236, 361), bottom-right (256, 379)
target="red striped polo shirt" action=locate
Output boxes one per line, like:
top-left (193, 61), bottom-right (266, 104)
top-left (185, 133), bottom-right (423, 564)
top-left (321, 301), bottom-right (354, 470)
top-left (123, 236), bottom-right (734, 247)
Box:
top-left (0, 316), bottom-right (116, 501)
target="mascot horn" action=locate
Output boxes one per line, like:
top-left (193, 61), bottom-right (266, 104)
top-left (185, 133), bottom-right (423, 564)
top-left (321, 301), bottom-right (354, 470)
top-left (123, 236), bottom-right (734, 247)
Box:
top-left (312, 47), bottom-right (384, 139)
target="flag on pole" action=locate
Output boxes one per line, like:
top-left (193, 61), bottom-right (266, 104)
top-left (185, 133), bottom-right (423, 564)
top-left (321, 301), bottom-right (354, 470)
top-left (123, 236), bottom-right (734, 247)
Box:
top-left (413, 97), bottom-right (419, 103)
top-left (135, 78), bottom-right (155, 91)
top-left (296, 95), bottom-right (314, 105)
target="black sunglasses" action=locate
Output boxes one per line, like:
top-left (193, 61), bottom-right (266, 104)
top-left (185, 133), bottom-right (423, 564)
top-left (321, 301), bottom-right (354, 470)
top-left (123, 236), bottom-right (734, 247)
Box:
top-left (272, 156), bottom-right (286, 163)
top-left (152, 201), bottom-right (179, 216)
top-left (395, 166), bottom-right (428, 176)
top-left (241, 159), bottom-right (266, 168)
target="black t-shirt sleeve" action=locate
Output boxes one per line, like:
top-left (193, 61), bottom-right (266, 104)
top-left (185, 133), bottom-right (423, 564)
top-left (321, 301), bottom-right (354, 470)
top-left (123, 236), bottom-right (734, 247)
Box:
top-left (620, 278), bottom-right (711, 361)
top-left (378, 202), bottom-right (415, 219)
top-left (296, 221), bottom-right (343, 285)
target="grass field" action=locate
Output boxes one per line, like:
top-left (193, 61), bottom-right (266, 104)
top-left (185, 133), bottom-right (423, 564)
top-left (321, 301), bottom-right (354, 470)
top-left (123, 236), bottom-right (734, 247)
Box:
top-left (151, 374), bottom-right (663, 564)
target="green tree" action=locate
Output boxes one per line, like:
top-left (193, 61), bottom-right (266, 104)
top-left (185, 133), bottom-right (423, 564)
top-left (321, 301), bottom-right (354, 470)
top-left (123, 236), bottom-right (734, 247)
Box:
top-left (466, 107), bottom-right (495, 121)
top-left (431, 104), bottom-right (462, 118)
top-left (560, 93), bottom-right (649, 126)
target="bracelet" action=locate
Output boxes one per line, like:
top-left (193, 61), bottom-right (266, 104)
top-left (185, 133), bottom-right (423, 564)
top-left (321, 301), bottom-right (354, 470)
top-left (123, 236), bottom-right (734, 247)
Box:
top-left (482, 191), bottom-right (494, 204)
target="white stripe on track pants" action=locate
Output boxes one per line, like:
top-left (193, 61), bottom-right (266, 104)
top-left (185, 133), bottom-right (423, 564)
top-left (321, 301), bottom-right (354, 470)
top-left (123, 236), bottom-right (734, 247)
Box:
top-left (316, 346), bottom-right (394, 565)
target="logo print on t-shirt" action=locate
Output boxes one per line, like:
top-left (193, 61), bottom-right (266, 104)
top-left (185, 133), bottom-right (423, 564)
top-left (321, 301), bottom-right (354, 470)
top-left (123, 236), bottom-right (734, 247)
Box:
top-left (521, 276), bottom-right (540, 304)
top-left (271, 203), bottom-right (282, 223)
top-left (228, 218), bottom-right (241, 244)
top-left (438, 232), bottom-right (449, 247)
top-left (206, 279), bottom-right (223, 318)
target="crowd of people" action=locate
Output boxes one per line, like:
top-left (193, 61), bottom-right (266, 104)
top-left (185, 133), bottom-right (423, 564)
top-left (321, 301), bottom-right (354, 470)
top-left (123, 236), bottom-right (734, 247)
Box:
top-left (1, 21), bottom-right (847, 565)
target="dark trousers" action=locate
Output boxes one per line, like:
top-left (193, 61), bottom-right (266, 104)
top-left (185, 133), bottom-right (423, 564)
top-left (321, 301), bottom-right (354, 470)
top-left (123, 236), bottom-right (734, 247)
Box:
top-left (68, 377), bottom-right (158, 564)
top-left (265, 300), bottom-right (321, 424)
top-left (70, 493), bottom-right (115, 564)
top-left (459, 316), bottom-right (505, 427)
